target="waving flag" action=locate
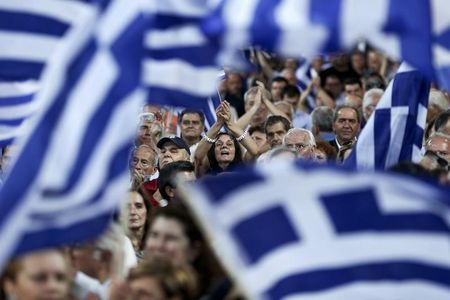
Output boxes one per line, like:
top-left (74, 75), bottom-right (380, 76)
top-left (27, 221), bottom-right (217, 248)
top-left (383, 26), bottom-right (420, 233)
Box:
top-left (184, 161), bottom-right (450, 300)
top-left (144, 0), bottom-right (219, 109)
top-left (346, 63), bottom-right (430, 170)
top-left (202, 0), bottom-right (450, 88)
top-left (0, 0), bottom-right (90, 81)
top-left (0, 81), bottom-right (39, 146)
top-left (0, 0), bottom-right (92, 145)
top-left (0, 0), bottom-right (147, 269)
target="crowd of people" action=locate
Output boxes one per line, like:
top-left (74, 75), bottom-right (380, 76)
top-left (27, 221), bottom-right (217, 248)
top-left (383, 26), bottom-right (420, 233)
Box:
top-left (0, 48), bottom-right (449, 300)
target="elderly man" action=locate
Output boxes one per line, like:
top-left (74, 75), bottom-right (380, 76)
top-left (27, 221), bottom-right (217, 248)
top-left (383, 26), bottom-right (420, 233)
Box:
top-left (330, 105), bottom-right (361, 152)
top-left (157, 136), bottom-right (191, 169)
top-left (283, 128), bottom-right (316, 160)
top-left (135, 112), bottom-right (162, 148)
top-left (129, 145), bottom-right (158, 190)
top-left (427, 89), bottom-right (449, 124)
top-left (362, 88), bottom-right (383, 121)
top-left (178, 109), bottom-right (205, 160)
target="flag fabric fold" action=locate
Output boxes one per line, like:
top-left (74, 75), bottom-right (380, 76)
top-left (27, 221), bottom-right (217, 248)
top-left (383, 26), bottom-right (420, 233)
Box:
top-left (0, 0), bottom-right (148, 269)
top-left (345, 63), bottom-right (430, 170)
top-left (183, 161), bottom-right (450, 300)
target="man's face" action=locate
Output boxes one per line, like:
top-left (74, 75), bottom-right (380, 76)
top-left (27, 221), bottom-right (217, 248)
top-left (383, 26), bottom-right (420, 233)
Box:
top-left (324, 76), bottom-right (343, 99)
top-left (345, 83), bottom-right (364, 98)
top-left (226, 74), bottom-right (242, 95)
top-left (131, 147), bottom-right (156, 178)
top-left (251, 130), bottom-right (267, 149)
top-left (137, 120), bottom-right (161, 146)
top-left (180, 113), bottom-right (204, 141)
top-left (333, 108), bottom-right (360, 144)
top-left (266, 122), bottom-right (288, 149)
top-left (271, 81), bottom-right (286, 102)
top-left (284, 131), bottom-right (314, 159)
top-left (159, 141), bottom-right (189, 169)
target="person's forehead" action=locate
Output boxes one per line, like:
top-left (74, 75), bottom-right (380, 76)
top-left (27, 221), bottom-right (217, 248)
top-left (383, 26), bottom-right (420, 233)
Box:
top-left (135, 147), bottom-right (154, 158)
top-left (182, 113), bottom-right (201, 121)
top-left (287, 132), bottom-right (308, 142)
top-left (267, 122), bottom-right (286, 132)
top-left (129, 192), bottom-right (144, 204)
top-left (345, 83), bottom-right (360, 89)
top-left (337, 108), bottom-right (357, 118)
top-left (217, 134), bottom-right (232, 142)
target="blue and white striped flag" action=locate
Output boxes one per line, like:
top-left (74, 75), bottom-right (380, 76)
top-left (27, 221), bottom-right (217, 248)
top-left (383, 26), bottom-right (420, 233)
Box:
top-left (346, 63), bottom-right (430, 170)
top-left (0, 0), bottom-right (89, 81)
top-left (0, 81), bottom-right (39, 146)
top-left (144, 0), bottom-right (219, 109)
top-left (202, 0), bottom-right (449, 86)
top-left (184, 161), bottom-right (450, 300)
top-left (296, 59), bottom-right (317, 112)
top-left (0, 0), bottom-right (147, 268)
top-left (0, 0), bottom-right (92, 146)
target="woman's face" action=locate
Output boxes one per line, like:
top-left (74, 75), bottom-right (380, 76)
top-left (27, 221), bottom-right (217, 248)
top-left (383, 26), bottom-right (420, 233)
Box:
top-left (5, 250), bottom-right (70, 300)
top-left (214, 134), bottom-right (236, 164)
top-left (146, 216), bottom-right (195, 266)
top-left (129, 276), bottom-right (167, 300)
top-left (128, 192), bottom-right (147, 230)
top-left (314, 149), bottom-right (328, 163)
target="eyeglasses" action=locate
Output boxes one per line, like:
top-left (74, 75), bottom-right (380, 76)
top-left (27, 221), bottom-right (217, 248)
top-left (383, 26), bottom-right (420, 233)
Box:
top-left (131, 157), bottom-right (151, 168)
top-left (286, 143), bottom-right (310, 152)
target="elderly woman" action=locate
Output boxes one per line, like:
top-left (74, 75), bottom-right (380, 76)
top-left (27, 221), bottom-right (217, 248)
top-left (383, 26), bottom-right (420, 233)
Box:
top-left (2, 249), bottom-right (72, 300)
top-left (195, 101), bottom-right (258, 177)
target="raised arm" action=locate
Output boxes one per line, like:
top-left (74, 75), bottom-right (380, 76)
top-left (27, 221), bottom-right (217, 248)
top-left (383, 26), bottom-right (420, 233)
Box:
top-left (256, 81), bottom-right (290, 120)
top-left (194, 102), bottom-right (228, 177)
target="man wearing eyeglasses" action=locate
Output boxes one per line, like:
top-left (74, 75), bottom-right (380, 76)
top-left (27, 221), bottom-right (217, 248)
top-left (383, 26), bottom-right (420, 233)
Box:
top-left (283, 128), bottom-right (316, 160)
top-left (129, 145), bottom-right (158, 191)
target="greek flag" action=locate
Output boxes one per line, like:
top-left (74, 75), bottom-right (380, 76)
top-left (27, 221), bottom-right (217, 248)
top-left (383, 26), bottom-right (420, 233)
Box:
top-left (345, 63), bottom-right (430, 170)
top-left (0, 0), bottom-right (91, 145)
top-left (184, 161), bottom-right (450, 300)
top-left (202, 0), bottom-right (449, 87)
top-left (0, 0), bottom-right (147, 269)
top-left (0, 0), bottom-right (89, 81)
top-left (144, 0), bottom-right (219, 109)
top-left (0, 81), bottom-right (39, 146)
top-left (296, 59), bottom-right (317, 112)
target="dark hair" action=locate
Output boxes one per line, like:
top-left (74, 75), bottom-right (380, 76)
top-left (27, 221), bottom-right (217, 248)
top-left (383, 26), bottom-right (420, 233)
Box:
top-left (364, 72), bottom-right (386, 90)
top-left (344, 77), bottom-right (363, 88)
top-left (178, 109), bottom-right (205, 126)
top-left (149, 207), bottom-right (224, 295)
top-left (264, 115), bottom-right (291, 134)
top-left (333, 105), bottom-right (362, 124)
top-left (248, 125), bottom-right (265, 135)
top-left (158, 161), bottom-right (195, 201)
top-left (207, 133), bottom-right (243, 174)
top-left (315, 140), bottom-right (337, 161)
top-left (131, 188), bottom-right (152, 251)
top-left (271, 76), bottom-right (289, 86)
top-left (281, 84), bottom-right (300, 99)
top-left (434, 110), bottom-right (450, 132)
top-left (388, 161), bottom-right (443, 181)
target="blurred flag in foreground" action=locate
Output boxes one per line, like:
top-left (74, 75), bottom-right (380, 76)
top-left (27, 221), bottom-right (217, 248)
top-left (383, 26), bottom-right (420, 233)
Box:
top-left (184, 161), bottom-right (450, 300)
top-left (0, 0), bottom-right (148, 270)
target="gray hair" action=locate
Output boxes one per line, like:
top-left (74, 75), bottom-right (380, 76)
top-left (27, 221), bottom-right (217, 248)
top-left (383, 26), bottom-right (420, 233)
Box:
top-left (283, 128), bottom-right (316, 147)
top-left (311, 106), bottom-right (333, 132)
top-left (134, 144), bottom-right (158, 167)
top-left (363, 88), bottom-right (384, 110)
